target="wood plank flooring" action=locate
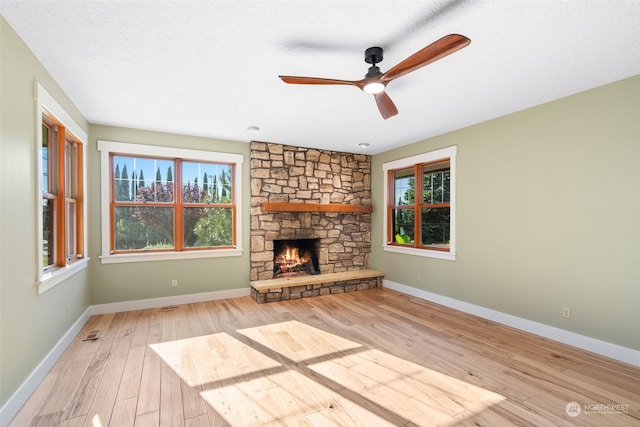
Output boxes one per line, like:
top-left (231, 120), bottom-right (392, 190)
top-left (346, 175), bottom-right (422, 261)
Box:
top-left (9, 288), bottom-right (640, 426)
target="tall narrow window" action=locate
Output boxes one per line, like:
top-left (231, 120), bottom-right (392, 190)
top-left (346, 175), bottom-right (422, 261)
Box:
top-left (383, 146), bottom-right (456, 260)
top-left (41, 114), bottom-right (85, 269)
top-left (36, 82), bottom-right (88, 293)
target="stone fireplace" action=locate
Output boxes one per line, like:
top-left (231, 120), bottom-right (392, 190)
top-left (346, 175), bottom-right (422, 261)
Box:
top-left (250, 141), bottom-right (373, 282)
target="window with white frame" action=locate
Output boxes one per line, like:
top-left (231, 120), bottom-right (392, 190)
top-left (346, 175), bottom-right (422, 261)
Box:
top-left (383, 146), bottom-right (456, 260)
top-left (36, 83), bottom-right (89, 293)
top-left (97, 140), bottom-right (243, 264)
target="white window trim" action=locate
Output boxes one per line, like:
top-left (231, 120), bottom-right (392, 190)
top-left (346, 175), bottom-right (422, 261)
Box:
top-left (97, 140), bottom-right (244, 264)
top-left (382, 145), bottom-right (457, 261)
top-left (35, 82), bottom-right (90, 294)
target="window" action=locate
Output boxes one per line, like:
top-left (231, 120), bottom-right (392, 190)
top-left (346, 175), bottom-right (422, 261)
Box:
top-left (36, 83), bottom-right (89, 293)
top-left (383, 146), bottom-right (456, 260)
top-left (98, 140), bottom-right (243, 264)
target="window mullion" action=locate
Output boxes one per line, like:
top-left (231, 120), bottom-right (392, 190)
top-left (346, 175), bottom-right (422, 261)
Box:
top-left (174, 160), bottom-right (184, 250)
top-left (56, 127), bottom-right (67, 266)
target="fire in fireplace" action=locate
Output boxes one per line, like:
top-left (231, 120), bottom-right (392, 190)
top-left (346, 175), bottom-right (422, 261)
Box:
top-left (273, 238), bottom-right (320, 278)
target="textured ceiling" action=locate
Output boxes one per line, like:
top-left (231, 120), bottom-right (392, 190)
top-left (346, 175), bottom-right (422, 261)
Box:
top-left (2, 1), bottom-right (639, 154)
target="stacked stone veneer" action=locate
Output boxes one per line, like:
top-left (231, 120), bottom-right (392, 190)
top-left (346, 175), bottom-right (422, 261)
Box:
top-left (250, 141), bottom-right (372, 281)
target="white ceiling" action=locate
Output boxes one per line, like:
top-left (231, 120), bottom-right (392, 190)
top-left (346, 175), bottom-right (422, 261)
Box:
top-left (2, 1), bottom-right (639, 154)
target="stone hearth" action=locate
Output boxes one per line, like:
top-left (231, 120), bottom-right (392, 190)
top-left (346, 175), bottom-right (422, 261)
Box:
top-left (250, 269), bottom-right (383, 303)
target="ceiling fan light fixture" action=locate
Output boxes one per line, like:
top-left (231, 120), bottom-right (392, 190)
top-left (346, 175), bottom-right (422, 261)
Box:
top-left (363, 82), bottom-right (385, 94)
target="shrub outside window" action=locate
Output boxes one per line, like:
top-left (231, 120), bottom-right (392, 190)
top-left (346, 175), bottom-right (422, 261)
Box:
top-left (98, 141), bottom-right (243, 264)
top-left (383, 146), bottom-right (456, 260)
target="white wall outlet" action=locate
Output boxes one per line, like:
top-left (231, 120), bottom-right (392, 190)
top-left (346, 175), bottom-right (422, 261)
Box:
top-left (171, 279), bottom-right (178, 288)
top-left (66, 306), bottom-right (71, 318)
top-left (562, 307), bottom-right (571, 319)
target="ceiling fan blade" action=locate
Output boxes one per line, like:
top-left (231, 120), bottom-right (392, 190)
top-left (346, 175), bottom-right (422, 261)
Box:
top-left (381, 34), bottom-right (470, 82)
top-left (373, 91), bottom-right (398, 120)
top-left (279, 76), bottom-right (360, 87)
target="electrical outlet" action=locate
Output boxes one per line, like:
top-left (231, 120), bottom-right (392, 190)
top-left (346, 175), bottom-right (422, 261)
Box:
top-left (66, 306), bottom-right (71, 318)
top-left (171, 279), bottom-right (178, 288)
top-left (562, 307), bottom-right (571, 319)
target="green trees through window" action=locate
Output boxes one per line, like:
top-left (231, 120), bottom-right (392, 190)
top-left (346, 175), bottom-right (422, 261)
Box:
top-left (111, 155), bottom-right (235, 252)
top-left (389, 160), bottom-right (451, 250)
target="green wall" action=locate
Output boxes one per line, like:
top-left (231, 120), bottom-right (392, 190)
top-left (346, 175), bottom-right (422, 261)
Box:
top-left (371, 75), bottom-right (640, 351)
top-left (0, 17), bottom-right (91, 406)
top-left (87, 125), bottom-right (251, 305)
top-left (0, 17), bottom-right (251, 411)
top-left (2, 11), bottom-right (638, 418)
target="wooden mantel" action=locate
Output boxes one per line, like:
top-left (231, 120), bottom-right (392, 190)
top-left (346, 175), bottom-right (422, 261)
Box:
top-left (262, 201), bottom-right (373, 214)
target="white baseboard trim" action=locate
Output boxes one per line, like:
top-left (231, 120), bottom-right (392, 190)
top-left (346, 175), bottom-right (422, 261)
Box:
top-left (0, 287), bottom-right (250, 427)
top-left (383, 280), bottom-right (640, 367)
top-left (90, 287), bottom-right (251, 315)
top-left (0, 306), bottom-right (92, 427)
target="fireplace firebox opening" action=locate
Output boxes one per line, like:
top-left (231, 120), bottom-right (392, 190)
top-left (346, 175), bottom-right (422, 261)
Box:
top-left (273, 238), bottom-right (320, 278)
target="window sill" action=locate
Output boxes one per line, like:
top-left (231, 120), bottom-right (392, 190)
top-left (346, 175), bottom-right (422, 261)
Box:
top-left (382, 244), bottom-right (456, 261)
top-left (38, 258), bottom-right (90, 295)
top-left (99, 248), bottom-right (243, 264)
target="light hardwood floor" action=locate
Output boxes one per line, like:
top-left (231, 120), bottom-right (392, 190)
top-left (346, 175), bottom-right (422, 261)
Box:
top-left (9, 288), bottom-right (640, 426)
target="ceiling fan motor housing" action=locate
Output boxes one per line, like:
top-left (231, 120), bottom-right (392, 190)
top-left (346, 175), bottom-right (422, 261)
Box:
top-left (365, 66), bottom-right (382, 78)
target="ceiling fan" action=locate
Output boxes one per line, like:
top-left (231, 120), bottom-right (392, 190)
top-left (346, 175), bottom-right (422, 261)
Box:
top-left (279, 34), bottom-right (471, 120)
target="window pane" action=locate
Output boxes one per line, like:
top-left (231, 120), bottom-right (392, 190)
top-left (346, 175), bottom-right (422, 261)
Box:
top-left (43, 198), bottom-right (55, 268)
top-left (391, 207), bottom-right (414, 244)
top-left (422, 163), bottom-right (450, 204)
top-left (66, 200), bottom-right (76, 259)
top-left (421, 207), bottom-right (450, 247)
top-left (184, 207), bottom-right (233, 247)
top-left (182, 161), bottom-right (233, 204)
top-left (64, 141), bottom-right (78, 198)
top-left (114, 206), bottom-right (174, 250)
top-left (41, 123), bottom-right (58, 194)
top-left (42, 124), bottom-right (49, 192)
top-left (65, 142), bottom-right (71, 196)
top-left (393, 168), bottom-right (414, 205)
top-left (113, 155), bottom-right (174, 202)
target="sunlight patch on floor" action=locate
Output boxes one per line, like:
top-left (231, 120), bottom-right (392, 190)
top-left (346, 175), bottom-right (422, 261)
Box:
top-left (309, 348), bottom-right (505, 425)
top-left (150, 320), bottom-right (505, 425)
top-left (149, 332), bottom-right (281, 387)
top-left (236, 320), bottom-right (364, 362)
